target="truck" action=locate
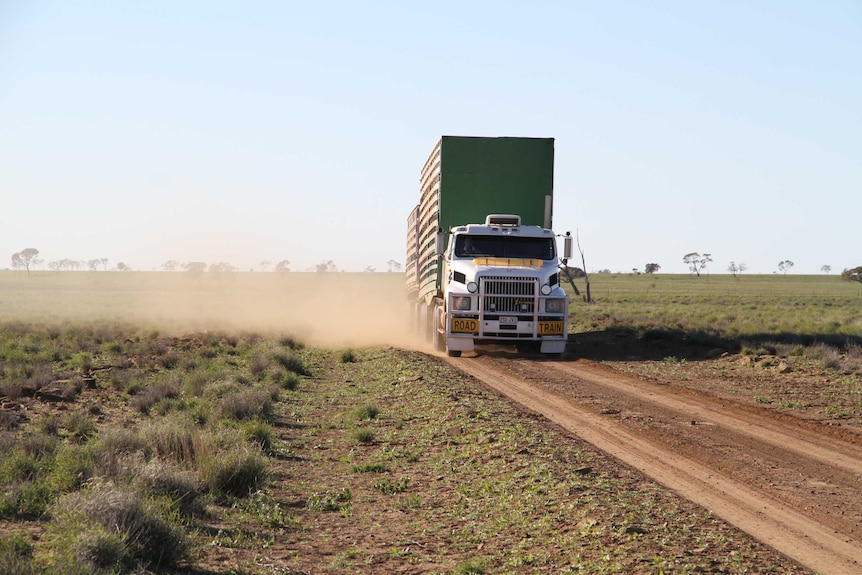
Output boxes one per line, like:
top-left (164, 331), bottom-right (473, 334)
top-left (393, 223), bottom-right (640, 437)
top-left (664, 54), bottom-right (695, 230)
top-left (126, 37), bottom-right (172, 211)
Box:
top-left (405, 136), bottom-right (572, 357)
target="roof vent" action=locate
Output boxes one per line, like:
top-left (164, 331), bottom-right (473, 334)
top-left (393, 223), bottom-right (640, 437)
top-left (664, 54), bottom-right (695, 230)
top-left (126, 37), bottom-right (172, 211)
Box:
top-left (485, 214), bottom-right (521, 226)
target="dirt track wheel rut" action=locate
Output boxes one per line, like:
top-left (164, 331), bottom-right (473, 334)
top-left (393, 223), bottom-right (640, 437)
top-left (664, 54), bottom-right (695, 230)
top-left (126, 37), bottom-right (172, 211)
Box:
top-left (445, 353), bottom-right (862, 575)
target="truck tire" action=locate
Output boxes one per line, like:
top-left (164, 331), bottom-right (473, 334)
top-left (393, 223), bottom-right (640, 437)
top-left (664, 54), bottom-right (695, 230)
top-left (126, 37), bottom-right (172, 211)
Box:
top-left (447, 349), bottom-right (462, 357)
top-left (431, 303), bottom-right (445, 352)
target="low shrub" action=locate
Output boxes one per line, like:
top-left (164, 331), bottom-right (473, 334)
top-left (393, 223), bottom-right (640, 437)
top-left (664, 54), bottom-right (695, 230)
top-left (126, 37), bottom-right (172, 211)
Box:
top-left (22, 433), bottom-right (58, 460)
top-left (219, 387), bottom-right (275, 422)
top-left (306, 488), bottom-right (351, 512)
top-left (62, 410), bottom-right (97, 443)
top-left (249, 355), bottom-right (269, 380)
top-left (241, 419), bottom-right (274, 453)
top-left (0, 531), bottom-right (36, 575)
top-left (352, 462), bottom-right (388, 473)
top-left (274, 352), bottom-right (311, 376)
top-left (374, 477), bottom-right (410, 494)
top-left (50, 481), bottom-right (190, 570)
top-left (272, 370), bottom-right (301, 390)
top-left (51, 444), bottom-right (95, 491)
top-left (0, 409), bottom-right (20, 431)
top-left (0, 479), bottom-right (55, 519)
top-left (88, 428), bottom-right (148, 481)
top-left (352, 428), bottom-right (375, 444)
top-left (132, 380), bottom-right (182, 414)
top-left (279, 335), bottom-right (304, 350)
top-left (140, 418), bottom-right (199, 465)
top-left (355, 404), bottom-right (380, 421)
top-left (199, 444), bottom-right (268, 498)
top-left (134, 460), bottom-right (203, 517)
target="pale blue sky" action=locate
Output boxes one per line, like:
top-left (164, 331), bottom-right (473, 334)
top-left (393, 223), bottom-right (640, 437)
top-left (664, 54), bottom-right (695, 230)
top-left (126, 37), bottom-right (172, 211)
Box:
top-left (2, 1), bottom-right (859, 273)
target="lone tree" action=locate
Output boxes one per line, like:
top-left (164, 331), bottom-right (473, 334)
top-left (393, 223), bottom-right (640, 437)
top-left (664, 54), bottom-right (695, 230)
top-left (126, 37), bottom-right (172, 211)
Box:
top-left (316, 260), bottom-right (338, 273)
top-left (11, 248), bottom-right (39, 275)
top-left (778, 260), bottom-right (794, 275)
top-left (184, 261), bottom-right (207, 288)
top-left (162, 260), bottom-right (180, 272)
top-left (683, 252), bottom-right (712, 277)
top-left (728, 261), bottom-right (747, 279)
top-left (275, 260), bottom-right (291, 275)
top-left (821, 265), bottom-right (831, 274)
top-left (387, 260), bottom-right (402, 273)
top-left (644, 263), bottom-right (660, 274)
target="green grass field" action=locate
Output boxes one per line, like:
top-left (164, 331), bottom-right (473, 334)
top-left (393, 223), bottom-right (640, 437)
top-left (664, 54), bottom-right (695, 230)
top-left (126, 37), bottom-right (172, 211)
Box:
top-left (568, 272), bottom-right (862, 345)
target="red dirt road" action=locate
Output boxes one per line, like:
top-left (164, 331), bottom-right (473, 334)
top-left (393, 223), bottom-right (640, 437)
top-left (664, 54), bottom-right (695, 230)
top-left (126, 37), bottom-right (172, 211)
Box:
top-left (447, 352), bottom-right (862, 575)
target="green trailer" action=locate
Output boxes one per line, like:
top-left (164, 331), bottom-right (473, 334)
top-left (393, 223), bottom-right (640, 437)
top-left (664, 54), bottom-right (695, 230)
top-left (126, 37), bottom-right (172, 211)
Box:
top-left (405, 136), bottom-right (569, 356)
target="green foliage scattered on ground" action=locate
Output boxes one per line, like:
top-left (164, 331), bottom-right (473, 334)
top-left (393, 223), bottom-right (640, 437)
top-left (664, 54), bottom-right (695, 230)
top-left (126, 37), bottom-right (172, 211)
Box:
top-left (0, 321), bottom-right (308, 573)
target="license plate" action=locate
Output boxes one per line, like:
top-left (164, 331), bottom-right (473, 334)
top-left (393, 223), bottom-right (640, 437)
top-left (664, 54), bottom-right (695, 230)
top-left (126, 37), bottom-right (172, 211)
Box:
top-left (451, 318), bottom-right (478, 334)
top-left (499, 316), bottom-right (518, 326)
top-left (538, 321), bottom-right (563, 335)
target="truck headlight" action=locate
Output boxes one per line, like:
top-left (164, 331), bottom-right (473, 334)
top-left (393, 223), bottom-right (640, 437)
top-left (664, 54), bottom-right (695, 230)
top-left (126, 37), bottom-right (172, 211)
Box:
top-left (452, 296), bottom-right (472, 311)
top-left (467, 281), bottom-right (478, 293)
top-left (541, 283), bottom-right (552, 295)
top-left (545, 298), bottom-right (565, 313)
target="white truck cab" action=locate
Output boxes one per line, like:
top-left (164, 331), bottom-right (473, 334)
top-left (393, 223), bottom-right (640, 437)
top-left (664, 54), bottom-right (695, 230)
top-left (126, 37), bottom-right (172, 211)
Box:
top-left (432, 215), bottom-right (570, 356)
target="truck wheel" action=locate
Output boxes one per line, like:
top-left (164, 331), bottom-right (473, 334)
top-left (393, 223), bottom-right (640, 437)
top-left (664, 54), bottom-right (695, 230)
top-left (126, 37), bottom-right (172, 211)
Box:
top-left (431, 303), bottom-right (446, 352)
top-left (447, 349), bottom-right (462, 357)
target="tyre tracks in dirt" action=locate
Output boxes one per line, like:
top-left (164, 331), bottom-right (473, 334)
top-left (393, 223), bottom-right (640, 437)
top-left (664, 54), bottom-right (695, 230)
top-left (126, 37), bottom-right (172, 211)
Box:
top-left (445, 353), bottom-right (862, 575)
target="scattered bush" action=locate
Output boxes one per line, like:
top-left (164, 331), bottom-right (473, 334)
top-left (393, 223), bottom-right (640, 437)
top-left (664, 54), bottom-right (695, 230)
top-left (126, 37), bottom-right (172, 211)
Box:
top-left (279, 335), bottom-right (304, 350)
top-left (249, 355), bottom-right (269, 380)
top-left (0, 478), bottom-right (55, 519)
top-left (158, 351), bottom-right (180, 369)
top-left (352, 428), bottom-right (376, 444)
top-left (0, 410), bottom-right (20, 431)
top-left (50, 481), bottom-right (190, 570)
top-left (807, 343), bottom-right (843, 370)
top-left (274, 352), bottom-right (311, 376)
top-left (374, 477), bottom-right (410, 494)
top-left (140, 418), bottom-right (199, 465)
top-left (340, 349), bottom-right (356, 363)
top-left (352, 462), bottom-right (388, 473)
top-left (62, 410), bottom-right (97, 442)
top-left (0, 380), bottom-right (23, 402)
top-left (0, 531), bottom-right (36, 575)
top-left (70, 525), bottom-right (126, 571)
top-left (51, 444), bottom-right (95, 491)
top-left (134, 459), bottom-right (203, 517)
top-left (272, 369), bottom-right (301, 390)
top-left (241, 419), bottom-right (274, 453)
top-left (132, 380), bottom-right (182, 414)
top-left (355, 404), bottom-right (380, 421)
top-left (219, 387), bottom-right (275, 422)
top-left (306, 488), bottom-right (351, 512)
top-left (199, 444), bottom-right (267, 498)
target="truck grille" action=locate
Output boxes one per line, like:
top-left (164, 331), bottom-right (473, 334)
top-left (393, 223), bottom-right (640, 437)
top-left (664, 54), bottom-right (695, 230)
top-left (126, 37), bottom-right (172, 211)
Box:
top-left (480, 276), bottom-right (537, 314)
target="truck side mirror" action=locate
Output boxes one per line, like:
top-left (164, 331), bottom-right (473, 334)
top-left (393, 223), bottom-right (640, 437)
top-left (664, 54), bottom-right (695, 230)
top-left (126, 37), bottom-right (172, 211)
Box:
top-left (435, 228), bottom-right (445, 257)
top-left (563, 234), bottom-right (573, 260)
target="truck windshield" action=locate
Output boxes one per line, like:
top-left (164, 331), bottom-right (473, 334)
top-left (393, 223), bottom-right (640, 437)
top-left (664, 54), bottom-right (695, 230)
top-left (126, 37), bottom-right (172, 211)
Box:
top-left (454, 235), bottom-right (555, 261)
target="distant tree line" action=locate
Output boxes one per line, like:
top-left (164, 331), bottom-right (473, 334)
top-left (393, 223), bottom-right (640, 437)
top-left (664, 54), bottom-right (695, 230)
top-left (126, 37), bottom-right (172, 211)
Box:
top-left (6, 249), bottom-right (401, 275)
top-left (10, 249), bottom-right (130, 273)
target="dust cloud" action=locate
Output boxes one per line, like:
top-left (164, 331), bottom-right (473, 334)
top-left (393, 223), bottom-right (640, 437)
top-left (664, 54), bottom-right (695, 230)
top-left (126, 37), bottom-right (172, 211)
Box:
top-left (0, 271), bottom-right (428, 351)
